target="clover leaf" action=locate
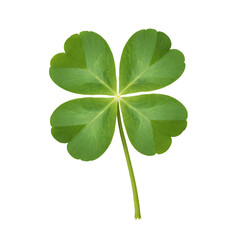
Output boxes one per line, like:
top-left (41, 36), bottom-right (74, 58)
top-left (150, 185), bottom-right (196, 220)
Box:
top-left (50, 29), bottom-right (188, 219)
top-left (50, 32), bottom-right (117, 95)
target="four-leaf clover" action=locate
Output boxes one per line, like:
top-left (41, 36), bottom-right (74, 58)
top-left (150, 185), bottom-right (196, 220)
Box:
top-left (50, 29), bottom-right (188, 219)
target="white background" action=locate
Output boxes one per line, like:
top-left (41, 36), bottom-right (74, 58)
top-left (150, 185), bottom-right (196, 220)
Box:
top-left (1, 0), bottom-right (240, 239)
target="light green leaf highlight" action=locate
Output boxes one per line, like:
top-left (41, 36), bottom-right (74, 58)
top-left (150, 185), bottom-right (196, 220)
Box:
top-left (50, 31), bottom-right (117, 95)
top-left (120, 94), bottom-right (187, 155)
top-left (51, 97), bottom-right (117, 160)
top-left (119, 29), bottom-right (185, 95)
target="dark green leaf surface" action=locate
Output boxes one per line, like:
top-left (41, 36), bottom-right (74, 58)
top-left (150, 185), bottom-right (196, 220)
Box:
top-left (119, 29), bottom-right (185, 95)
top-left (120, 94), bottom-right (187, 155)
top-left (50, 32), bottom-right (117, 95)
top-left (51, 97), bottom-right (117, 160)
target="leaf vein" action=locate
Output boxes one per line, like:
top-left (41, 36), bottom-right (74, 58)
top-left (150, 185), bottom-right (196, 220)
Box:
top-left (88, 70), bottom-right (116, 95)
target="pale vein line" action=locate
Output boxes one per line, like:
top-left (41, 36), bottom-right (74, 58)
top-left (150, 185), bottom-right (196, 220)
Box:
top-left (85, 98), bottom-right (116, 129)
top-left (120, 98), bottom-right (150, 122)
top-left (88, 70), bottom-right (116, 95)
top-left (69, 98), bottom-right (117, 142)
top-left (119, 69), bottom-right (148, 95)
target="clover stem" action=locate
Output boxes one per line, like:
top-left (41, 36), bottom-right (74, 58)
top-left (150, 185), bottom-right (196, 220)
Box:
top-left (117, 101), bottom-right (141, 219)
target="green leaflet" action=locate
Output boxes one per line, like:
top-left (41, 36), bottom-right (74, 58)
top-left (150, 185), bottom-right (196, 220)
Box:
top-left (119, 94), bottom-right (187, 155)
top-left (119, 29), bottom-right (185, 95)
top-left (50, 32), bottom-right (117, 95)
top-left (49, 29), bottom-right (188, 219)
top-left (51, 97), bottom-right (117, 160)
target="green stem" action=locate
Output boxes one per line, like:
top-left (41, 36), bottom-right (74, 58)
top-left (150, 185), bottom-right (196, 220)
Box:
top-left (117, 101), bottom-right (141, 219)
